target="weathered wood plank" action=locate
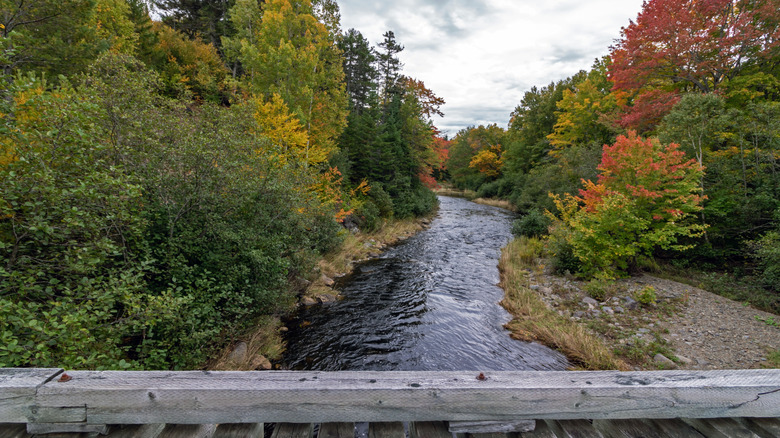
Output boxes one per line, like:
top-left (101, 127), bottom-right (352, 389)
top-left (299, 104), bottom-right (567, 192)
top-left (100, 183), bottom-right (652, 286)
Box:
top-left (468, 433), bottom-right (507, 438)
top-left (593, 419), bottom-right (666, 437)
top-left (519, 420), bottom-right (556, 438)
top-left (270, 423), bottom-right (313, 438)
top-left (103, 424), bottom-right (166, 438)
top-left (28, 369), bottom-right (780, 424)
top-left (0, 368), bottom-right (63, 423)
top-left (448, 421), bottom-right (535, 434)
top-left (741, 417), bottom-right (780, 438)
top-left (212, 423), bottom-right (263, 438)
top-left (27, 405), bottom-right (87, 423)
top-left (546, 419), bottom-right (604, 438)
top-left (26, 422), bottom-right (108, 435)
top-left (409, 421), bottom-right (449, 438)
top-left (319, 423), bottom-right (355, 438)
top-left (647, 419), bottom-right (705, 438)
top-left (0, 423), bottom-right (31, 438)
top-left (158, 424), bottom-right (217, 438)
top-left (368, 422), bottom-right (404, 438)
top-left (683, 418), bottom-right (762, 438)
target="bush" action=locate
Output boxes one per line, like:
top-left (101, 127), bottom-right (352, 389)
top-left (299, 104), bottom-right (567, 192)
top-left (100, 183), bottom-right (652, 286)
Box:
top-left (369, 183), bottom-right (395, 218)
top-left (512, 209), bottom-right (550, 238)
top-left (634, 286), bottom-right (657, 306)
top-left (754, 230), bottom-right (780, 291)
top-left (392, 185), bottom-right (438, 218)
top-left (584, 277), bottom-right (615, 301)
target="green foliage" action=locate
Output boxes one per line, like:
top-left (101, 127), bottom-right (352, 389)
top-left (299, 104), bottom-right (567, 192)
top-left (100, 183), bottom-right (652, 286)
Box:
top-left (512, 209), bottom-right (550, 238)
top-left (634, 286), bottom-right (657, 306)
top-left (753, 230), bottom-right (780, 291)
top-left (548, 132), bottom-right (706, 278)
top-left (584, 277), bottom-right (615, 301)
top-left (0, 53), bottom-right (346, 369)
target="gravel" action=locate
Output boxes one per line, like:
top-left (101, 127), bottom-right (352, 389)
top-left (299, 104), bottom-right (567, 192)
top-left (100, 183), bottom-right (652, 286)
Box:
top-left (528, 273), bottom-right (780, 370)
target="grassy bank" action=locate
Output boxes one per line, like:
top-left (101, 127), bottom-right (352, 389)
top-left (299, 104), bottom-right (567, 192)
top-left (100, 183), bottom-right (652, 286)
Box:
top-left (499, 238), bottom-right (629, 370)
top-left (434, 187), bottom-right (516, 211)
top-left (210, 213), bottom-right (436, 370)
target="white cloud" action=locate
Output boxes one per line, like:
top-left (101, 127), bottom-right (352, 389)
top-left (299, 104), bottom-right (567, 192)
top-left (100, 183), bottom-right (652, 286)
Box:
top-left (337, 0), bottom-right (644, 135)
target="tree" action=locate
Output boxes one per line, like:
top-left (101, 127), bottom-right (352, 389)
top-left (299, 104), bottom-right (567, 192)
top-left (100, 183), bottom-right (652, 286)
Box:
top-left (339, 28), bottom-right (378, 113)
top-left (547, 60), bottom-right (621, 151)
top-left (610, 0), bottom-right (780, 94)
top-left (548, 131), bottom-right (706, 277)
top-left (151, 0), bottom-right (234, 48)
top-left (609, 0), bottom-right (780, 131)
top-left (244, 0), bottom-right (347, 165)
top-left (377, 30), bottom-right (403, 100)
top-left (1, 0), bottom-right (137, 80)
top-left (145, 22), bottom-right (229, 102)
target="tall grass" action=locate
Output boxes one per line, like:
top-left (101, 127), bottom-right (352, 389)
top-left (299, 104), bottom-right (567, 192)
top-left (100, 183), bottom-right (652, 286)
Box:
top-left (499, 238), bottom-right (629, 371)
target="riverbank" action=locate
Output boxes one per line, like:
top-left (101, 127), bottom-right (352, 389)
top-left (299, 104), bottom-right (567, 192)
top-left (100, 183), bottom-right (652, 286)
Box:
top-left (499, 237), bottom-right (780, 371)
top-left (209, 212), bottom-right (436, 371)
top-left (433, 187), bottom-right (516, 211)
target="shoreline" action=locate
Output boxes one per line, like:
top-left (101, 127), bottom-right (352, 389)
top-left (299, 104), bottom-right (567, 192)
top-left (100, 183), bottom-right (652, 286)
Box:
top-left (499, 237), bottom-right (780, 371)
top-left (209, 210), bottom-right (437, 371)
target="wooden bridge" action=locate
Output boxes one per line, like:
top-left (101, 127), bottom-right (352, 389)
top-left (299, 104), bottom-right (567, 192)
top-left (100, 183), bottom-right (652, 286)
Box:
top-left (2, 368), bottom-right (779, 437)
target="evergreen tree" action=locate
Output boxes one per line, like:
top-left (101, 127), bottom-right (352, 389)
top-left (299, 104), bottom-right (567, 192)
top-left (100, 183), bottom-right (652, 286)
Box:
top-left (339, 28), bottom-right (378, 114)
top-left (377, 30), bottom-right (403, 101)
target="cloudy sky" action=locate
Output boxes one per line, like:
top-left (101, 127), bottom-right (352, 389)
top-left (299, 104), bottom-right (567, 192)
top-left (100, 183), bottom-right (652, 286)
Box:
top-left (336, 0), bottom-right (645, 135)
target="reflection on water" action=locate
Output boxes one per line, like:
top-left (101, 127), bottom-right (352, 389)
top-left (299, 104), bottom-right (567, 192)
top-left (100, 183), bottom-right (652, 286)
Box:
top-left (283, 196), bottom-right (568, 371)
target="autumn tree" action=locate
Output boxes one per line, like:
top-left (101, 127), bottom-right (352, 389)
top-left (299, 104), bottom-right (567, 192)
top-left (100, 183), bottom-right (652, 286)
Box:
top-left (241, 0), bottom-right (347, 165)
top-left (547, 60), bottom-right (621, 152)
top-left (548, 131), bottom-right (706, 277)
top-left (609, 0), bottom-right (780, 131)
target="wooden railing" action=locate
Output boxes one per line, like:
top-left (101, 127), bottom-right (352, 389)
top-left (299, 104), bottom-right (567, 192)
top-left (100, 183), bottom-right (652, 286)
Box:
top-left (2, 368), bottom-right (780, 435)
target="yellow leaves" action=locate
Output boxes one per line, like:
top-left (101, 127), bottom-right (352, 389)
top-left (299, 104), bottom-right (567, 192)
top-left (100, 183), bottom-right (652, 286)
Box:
top-left (468, 144), bottom-right (504, 177)
top-left (253, 93), bottom-right (310, 165)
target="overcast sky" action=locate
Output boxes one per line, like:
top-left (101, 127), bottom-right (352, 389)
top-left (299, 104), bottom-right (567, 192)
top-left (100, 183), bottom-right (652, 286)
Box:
top-left (336, 0), bottom-right (645, 135)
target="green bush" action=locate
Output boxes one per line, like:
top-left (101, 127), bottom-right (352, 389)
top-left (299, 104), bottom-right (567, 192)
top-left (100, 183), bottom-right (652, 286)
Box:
top-left (754, 230), bottom-right (780, 291)
top-left (584, 277), bottom-right (615, 301)
top-left (634, 286), bottom-right (657, 306)
top-left (512, 209), bottom-right (550, 238)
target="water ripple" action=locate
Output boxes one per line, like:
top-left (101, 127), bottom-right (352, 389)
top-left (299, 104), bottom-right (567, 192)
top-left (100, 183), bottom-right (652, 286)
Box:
top-left (283, 196), bottom-right (568, 371)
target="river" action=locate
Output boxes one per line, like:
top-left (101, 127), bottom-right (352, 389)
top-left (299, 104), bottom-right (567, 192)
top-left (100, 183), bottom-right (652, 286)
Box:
top-left (282, 196), bottom-right (568, 371)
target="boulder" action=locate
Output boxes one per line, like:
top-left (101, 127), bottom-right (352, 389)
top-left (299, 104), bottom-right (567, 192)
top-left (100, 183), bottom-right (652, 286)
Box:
top-left (320, 275), bottom-right (335, 287)
top-left (301, 296), bottom-right (318, 306)
top-left (251, 355), bottom-right (273, 370)
top-left (653, 354), bottom-right (678, 369)
top-left (227, 341), bottom-right (248, 364)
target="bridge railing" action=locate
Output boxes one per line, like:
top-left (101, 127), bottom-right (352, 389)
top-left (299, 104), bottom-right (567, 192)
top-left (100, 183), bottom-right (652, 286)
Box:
top-left (2, 368), bottom-right (779, 433)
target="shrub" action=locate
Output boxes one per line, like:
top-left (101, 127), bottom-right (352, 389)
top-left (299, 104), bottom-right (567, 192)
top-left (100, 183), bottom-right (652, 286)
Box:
top-left (753, 230), bottom-right (780, 291)
top-left (547, 131), bottom-right (706, 278)
top-left (584, 277), bottom-right (615, 301)
top-left (512, 209), bottom-right (550, 238)
top-left (635, 286), bottom-right (657, 306)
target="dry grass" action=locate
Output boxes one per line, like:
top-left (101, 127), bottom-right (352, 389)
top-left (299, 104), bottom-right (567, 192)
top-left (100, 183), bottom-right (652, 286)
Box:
top-left (433, 187), bottom-right (477, 199)
top-left (317, 216), bottom-right (431, 279)
top-left (209, 316), bottom-right (285, 371)
top-left (472, 198), bottom-right (517, 212)
top-left (499, 238), bottom-right (630, 371)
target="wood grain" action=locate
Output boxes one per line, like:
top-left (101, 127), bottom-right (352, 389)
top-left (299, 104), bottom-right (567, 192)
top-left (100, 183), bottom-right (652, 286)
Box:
top-left (0, 368), bottom-right (62, 423)
top-left (25, 369), bottom-right (780, 424)
top-left (319, 422), bottom-right (355, 438)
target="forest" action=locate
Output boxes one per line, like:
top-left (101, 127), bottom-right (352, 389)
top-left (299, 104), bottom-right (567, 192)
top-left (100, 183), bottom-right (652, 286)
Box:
top-left (0, 0), bottom-right (445, 369)
top-left (446, 0), bottom-right (780, 312)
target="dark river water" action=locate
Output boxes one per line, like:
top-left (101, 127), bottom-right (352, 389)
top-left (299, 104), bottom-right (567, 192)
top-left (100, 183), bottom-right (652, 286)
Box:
top-left (282, 196), bottom-right (568, 371)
